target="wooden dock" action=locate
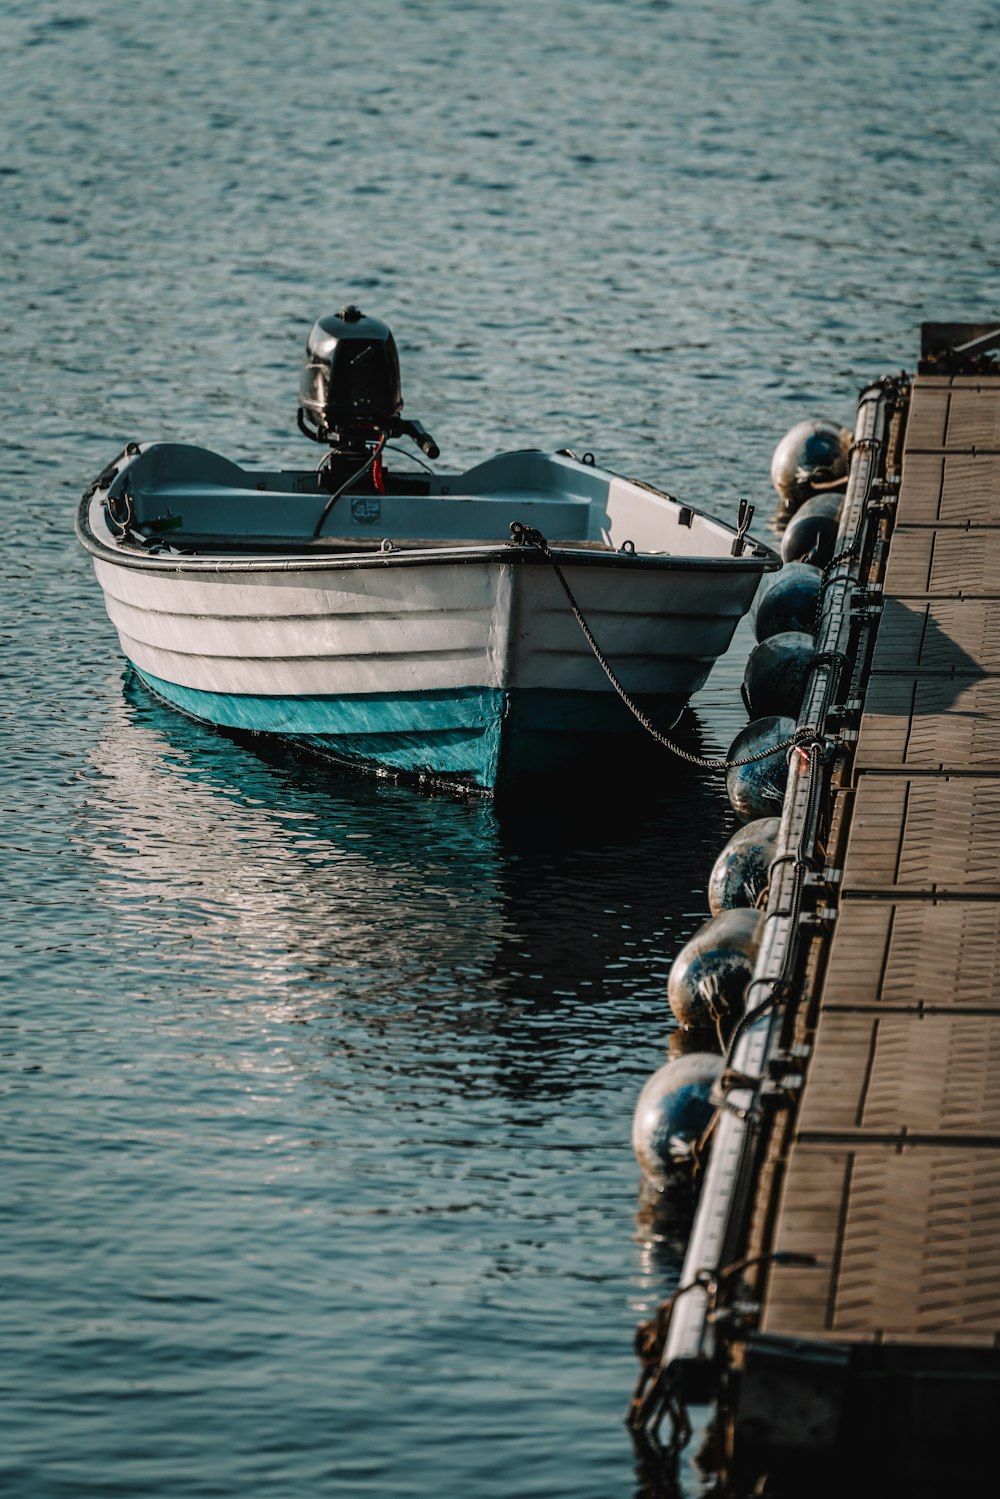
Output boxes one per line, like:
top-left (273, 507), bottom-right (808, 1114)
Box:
top-left (760, 374), bottom-right (1000, 1360)
top-left (649, 334), bottom-right (1000, 1497)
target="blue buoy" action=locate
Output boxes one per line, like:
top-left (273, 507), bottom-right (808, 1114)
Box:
top-left (780, 493), bottom-right (842, 567)
top-left (743, 630), bottom-right (816, 720)
top-left (770, 419), bottom-right (851, 514)
top-left (754, 561), bottom-right (822, 643)
top-left (632, 1052), bottom-right (724, 1186)
top-left (725, 715), bottom-right (795, 822)
top-left (708, 815), bottom-right (780, 915)
top-left (667, 907), bottom-right (764, 1034)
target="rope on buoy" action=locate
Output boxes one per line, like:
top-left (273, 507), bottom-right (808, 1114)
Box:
top-left (507, 521), bottom-right (816, 771)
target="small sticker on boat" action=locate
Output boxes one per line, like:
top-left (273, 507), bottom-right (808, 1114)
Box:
top-left (351, 496), bottom-right (381, 524)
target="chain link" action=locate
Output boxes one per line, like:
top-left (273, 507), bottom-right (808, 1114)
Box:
top-left (811, 543), bottom-right (858, 636)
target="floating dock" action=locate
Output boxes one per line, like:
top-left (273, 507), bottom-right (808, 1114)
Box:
top-left (652, 327), bottom-right (1000, 1496)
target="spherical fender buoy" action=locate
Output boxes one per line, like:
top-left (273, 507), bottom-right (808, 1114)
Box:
top-left (725, 715), bottom-right (795, 822)
top-left (708, 815), bottom-right (780, 915)
top-left (743, 630), bottom-right (816, 720)
top-left (667, 907), bottom-right (764, 1034)
top-left (780, 493), bottom-right (842, 567)
top-left (770, 419), bottom-right (851, 513)
top-left (632, 1052), bottom-right (724, 1186)
top-left (754, 561), bottom-right (822, 643)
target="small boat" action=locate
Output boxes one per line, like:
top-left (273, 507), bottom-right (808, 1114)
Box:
top-left (76, 307), bottom-right (779, 794)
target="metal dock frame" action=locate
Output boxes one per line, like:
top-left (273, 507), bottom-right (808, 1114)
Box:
top-left (661, 378), bottom-right (896, 1395)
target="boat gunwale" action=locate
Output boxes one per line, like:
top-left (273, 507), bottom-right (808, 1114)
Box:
top-left (75, 493), bottom-right (781, 577)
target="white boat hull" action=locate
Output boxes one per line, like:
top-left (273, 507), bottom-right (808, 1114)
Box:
top-left (89, 542), bottom-right (755, 790)
top-left (78, 445), bottom-right (778, 793)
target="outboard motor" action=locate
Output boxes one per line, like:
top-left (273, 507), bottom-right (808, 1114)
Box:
top-left (297, 306), bottom-right (439, 464)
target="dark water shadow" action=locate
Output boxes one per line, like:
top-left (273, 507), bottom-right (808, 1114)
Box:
top-left (482, 731), bottom-right (731, 1103)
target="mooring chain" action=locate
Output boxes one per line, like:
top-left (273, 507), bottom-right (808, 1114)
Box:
top-left (507, 522), bottom-right (817, 771)
top-left (811, 543), bottom-right (858, 637)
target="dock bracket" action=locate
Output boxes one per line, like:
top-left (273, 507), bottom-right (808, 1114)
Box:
top-left (798, 907), bottom-right (837, 933)
top-left (765, 1049), bottom-right (807, 1092)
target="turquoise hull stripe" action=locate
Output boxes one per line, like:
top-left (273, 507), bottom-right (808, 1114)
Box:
top-left (132, 668), bottom-right (687, 792)
top-left (133, 670), bottom-right (506, 788)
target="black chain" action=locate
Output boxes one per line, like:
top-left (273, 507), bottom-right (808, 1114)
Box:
top-left (811, 544), bottom-right (858, 636)
top-left (508, 522), bottom-right (816, 771)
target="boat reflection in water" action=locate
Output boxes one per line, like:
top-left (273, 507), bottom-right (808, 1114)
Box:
top-left (80, 670), bottom-right (735, 1101)
top-left (80, 674), bottom-right (507, 1072)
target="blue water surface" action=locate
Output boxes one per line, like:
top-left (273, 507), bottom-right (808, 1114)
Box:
top-left (2, 1), bottom-right (998, 1494)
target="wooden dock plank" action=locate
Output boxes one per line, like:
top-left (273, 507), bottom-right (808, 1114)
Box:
top-left (884, 527), bottom-right (1000, 598)
top-left (904, 386), bottom-right (950, 449)
top-left (946, 388), bottom-right (1000, 450)
top-left (897, 453), bottom-right (1000, 526)
top-left (870, 597), bottom-right (1000, 674)
top-left (856, 676), bottom-right (1000, 773)
top-left (796, 1012), bottom-right (1000, 1137)
top-left (822, 903), bottom-right (1000, 1012)
top-left (762, 1144), bottom-right (1000, 1344)
top-left (905, 383), bottom-right (1000, 453)
top-left (843, 777), bottom-right (1000, 895)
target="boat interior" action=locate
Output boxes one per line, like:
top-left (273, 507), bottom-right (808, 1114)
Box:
top-left (102, 443), bottom-right (748, 560)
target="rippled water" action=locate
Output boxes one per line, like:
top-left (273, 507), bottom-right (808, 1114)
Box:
top-left (3, 1), bottom-right (998, 1494)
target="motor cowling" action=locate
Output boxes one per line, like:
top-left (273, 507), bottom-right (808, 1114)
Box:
top-left (297, 305), bottom-right (438, 460)
top-left (298, 305), bottom-right (403, 448)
